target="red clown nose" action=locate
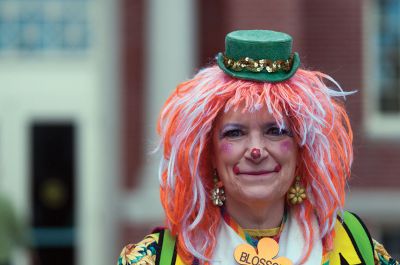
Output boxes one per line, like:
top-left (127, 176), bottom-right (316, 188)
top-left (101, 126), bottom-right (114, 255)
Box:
top-left (250, 148), bottom-right (261, 159)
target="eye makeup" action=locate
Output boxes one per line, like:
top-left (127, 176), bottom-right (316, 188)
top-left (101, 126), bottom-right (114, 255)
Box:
top-left (219, 122), bottom-right (293, 139)
top-left (219, 123), bottom-right (245, 139)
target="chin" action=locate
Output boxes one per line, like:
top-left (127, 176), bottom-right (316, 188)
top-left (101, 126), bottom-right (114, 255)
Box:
top-left (239, 187), bottom-right (279, 203)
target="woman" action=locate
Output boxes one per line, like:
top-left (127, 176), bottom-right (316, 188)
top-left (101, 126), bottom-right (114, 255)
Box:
top-left (118, 30), bottom-right (398, 265)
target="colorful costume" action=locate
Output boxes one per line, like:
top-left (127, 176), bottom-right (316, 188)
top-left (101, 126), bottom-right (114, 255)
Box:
top-left (117, 211), bottom-right (398, 265)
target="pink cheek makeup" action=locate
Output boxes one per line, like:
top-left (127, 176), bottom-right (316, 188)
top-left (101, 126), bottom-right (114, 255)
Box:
top-left (280, 140), bottom-right (293, 154)
top-left (220, 142), bottom-right (233, 154)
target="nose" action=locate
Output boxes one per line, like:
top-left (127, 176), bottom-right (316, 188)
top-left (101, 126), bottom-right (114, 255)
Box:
top-left (244, 133), bottom-right (269, 163)
top-left (245, 134), bottom-right (269, 163)
top-left (250, 148), bottom-right (261, 159)
top-left (245, 147), bottom-right (268, 163)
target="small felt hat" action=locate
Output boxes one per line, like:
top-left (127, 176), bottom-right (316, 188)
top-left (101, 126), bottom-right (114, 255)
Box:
top-left (217, 30), bottom-right (300, 82)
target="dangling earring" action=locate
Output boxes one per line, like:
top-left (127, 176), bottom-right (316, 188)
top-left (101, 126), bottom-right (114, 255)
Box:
top-left (287, 176), bottom-right (307, 205)
top-left (211, 170), bottom-right (225, 206)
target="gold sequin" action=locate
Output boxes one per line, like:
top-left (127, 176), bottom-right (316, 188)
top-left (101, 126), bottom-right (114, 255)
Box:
top-left (223, 54), bottom-right (294, 73)
top-left (373, 239), bottom-right (396, 265)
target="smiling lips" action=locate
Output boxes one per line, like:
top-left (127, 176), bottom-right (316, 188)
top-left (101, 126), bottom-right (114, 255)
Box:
top-left (233, 165), bottom-right (282, 175)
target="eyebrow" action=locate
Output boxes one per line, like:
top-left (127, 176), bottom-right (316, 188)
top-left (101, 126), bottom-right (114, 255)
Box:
top-left (219, 123), bottom-right (243, 136)
top-left (221, 121), bottom-right (278, 130)
top-left (262, 122), bottom-right (279, 128)
top-left (221, 123), bottom-right (245, 130)
top-left (219, 121), bottom-right (281, 137)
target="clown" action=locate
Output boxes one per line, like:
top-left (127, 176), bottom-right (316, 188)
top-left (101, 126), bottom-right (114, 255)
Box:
top-left (118, 30), bottom-right (398, 265)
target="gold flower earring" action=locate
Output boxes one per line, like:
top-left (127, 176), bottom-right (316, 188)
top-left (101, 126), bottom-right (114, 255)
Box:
top-left (211, 170), bottom-right (225, 206)
top-left (287, 176), bottom-right (307, 205)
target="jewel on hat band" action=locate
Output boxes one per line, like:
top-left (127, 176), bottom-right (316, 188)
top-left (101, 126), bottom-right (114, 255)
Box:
top-left (222, 53), bottom-right (294, 73)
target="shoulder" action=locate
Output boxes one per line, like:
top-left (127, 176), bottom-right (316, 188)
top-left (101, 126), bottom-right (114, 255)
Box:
top-left (117, 233), bottom-right (160, 265)
top-left (334, 211), bottom-right (398, 265)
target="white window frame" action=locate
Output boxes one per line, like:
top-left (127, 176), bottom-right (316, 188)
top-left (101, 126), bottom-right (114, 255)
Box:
top-left (363, 0), bottom-right (400, 138)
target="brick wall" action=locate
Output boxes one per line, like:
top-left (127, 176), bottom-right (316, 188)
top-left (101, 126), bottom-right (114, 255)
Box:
top-left (121, 0), bottom-right (146, 188)
top-left (198, 0), bottom-right (400, 188)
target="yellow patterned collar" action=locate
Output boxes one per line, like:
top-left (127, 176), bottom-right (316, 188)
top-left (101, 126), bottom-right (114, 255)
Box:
top-left (243, 227), bottom-right (281, 238)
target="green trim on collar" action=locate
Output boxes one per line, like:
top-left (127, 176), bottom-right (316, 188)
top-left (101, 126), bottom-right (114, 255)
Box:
top-left (158, 229), bottom-right (177, 265)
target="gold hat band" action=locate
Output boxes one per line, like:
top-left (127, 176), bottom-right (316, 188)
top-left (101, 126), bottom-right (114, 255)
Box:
top-left (223, 53), bottom-right (294, 73)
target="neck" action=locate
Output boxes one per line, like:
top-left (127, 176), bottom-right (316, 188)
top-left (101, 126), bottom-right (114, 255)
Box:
top-left (224, 197), bottom-right (285, 230)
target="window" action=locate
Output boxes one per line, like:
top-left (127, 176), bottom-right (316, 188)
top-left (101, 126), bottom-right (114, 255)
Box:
top-left (377, 0), bottom-right (400, 113)
top-left (364, 0), bottom-right (400, 137)
top-left (0, 0), bottom-right (90, 54)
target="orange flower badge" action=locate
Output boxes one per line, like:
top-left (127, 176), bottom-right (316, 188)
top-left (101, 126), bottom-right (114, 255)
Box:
top-left (234, 238), bottom-right (292, 265)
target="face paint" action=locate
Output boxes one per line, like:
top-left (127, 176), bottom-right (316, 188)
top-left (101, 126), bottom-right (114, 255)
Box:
top-left (280, 140), bottom-right (293, 154)
top-left (233, 165), bottom-right (240, 174)
top-left (220, 142), bottom-right (233, 154)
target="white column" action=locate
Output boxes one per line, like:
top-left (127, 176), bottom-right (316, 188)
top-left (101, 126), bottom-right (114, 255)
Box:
top-left (79, 0), bottom-right (120, 265)
top-left (122, 0), bottom-right (197, 222)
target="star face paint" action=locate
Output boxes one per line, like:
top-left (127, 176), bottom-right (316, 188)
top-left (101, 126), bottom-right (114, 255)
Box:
top-left (212, 106), bottom-right (298, 206)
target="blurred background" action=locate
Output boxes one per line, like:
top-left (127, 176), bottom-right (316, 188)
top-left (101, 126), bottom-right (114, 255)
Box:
top-left (0, 0), bottom-right (399, 264)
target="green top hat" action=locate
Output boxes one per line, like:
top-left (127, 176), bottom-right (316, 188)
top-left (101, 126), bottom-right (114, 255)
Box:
top-left (217, 30), bottom-right (300, 82)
